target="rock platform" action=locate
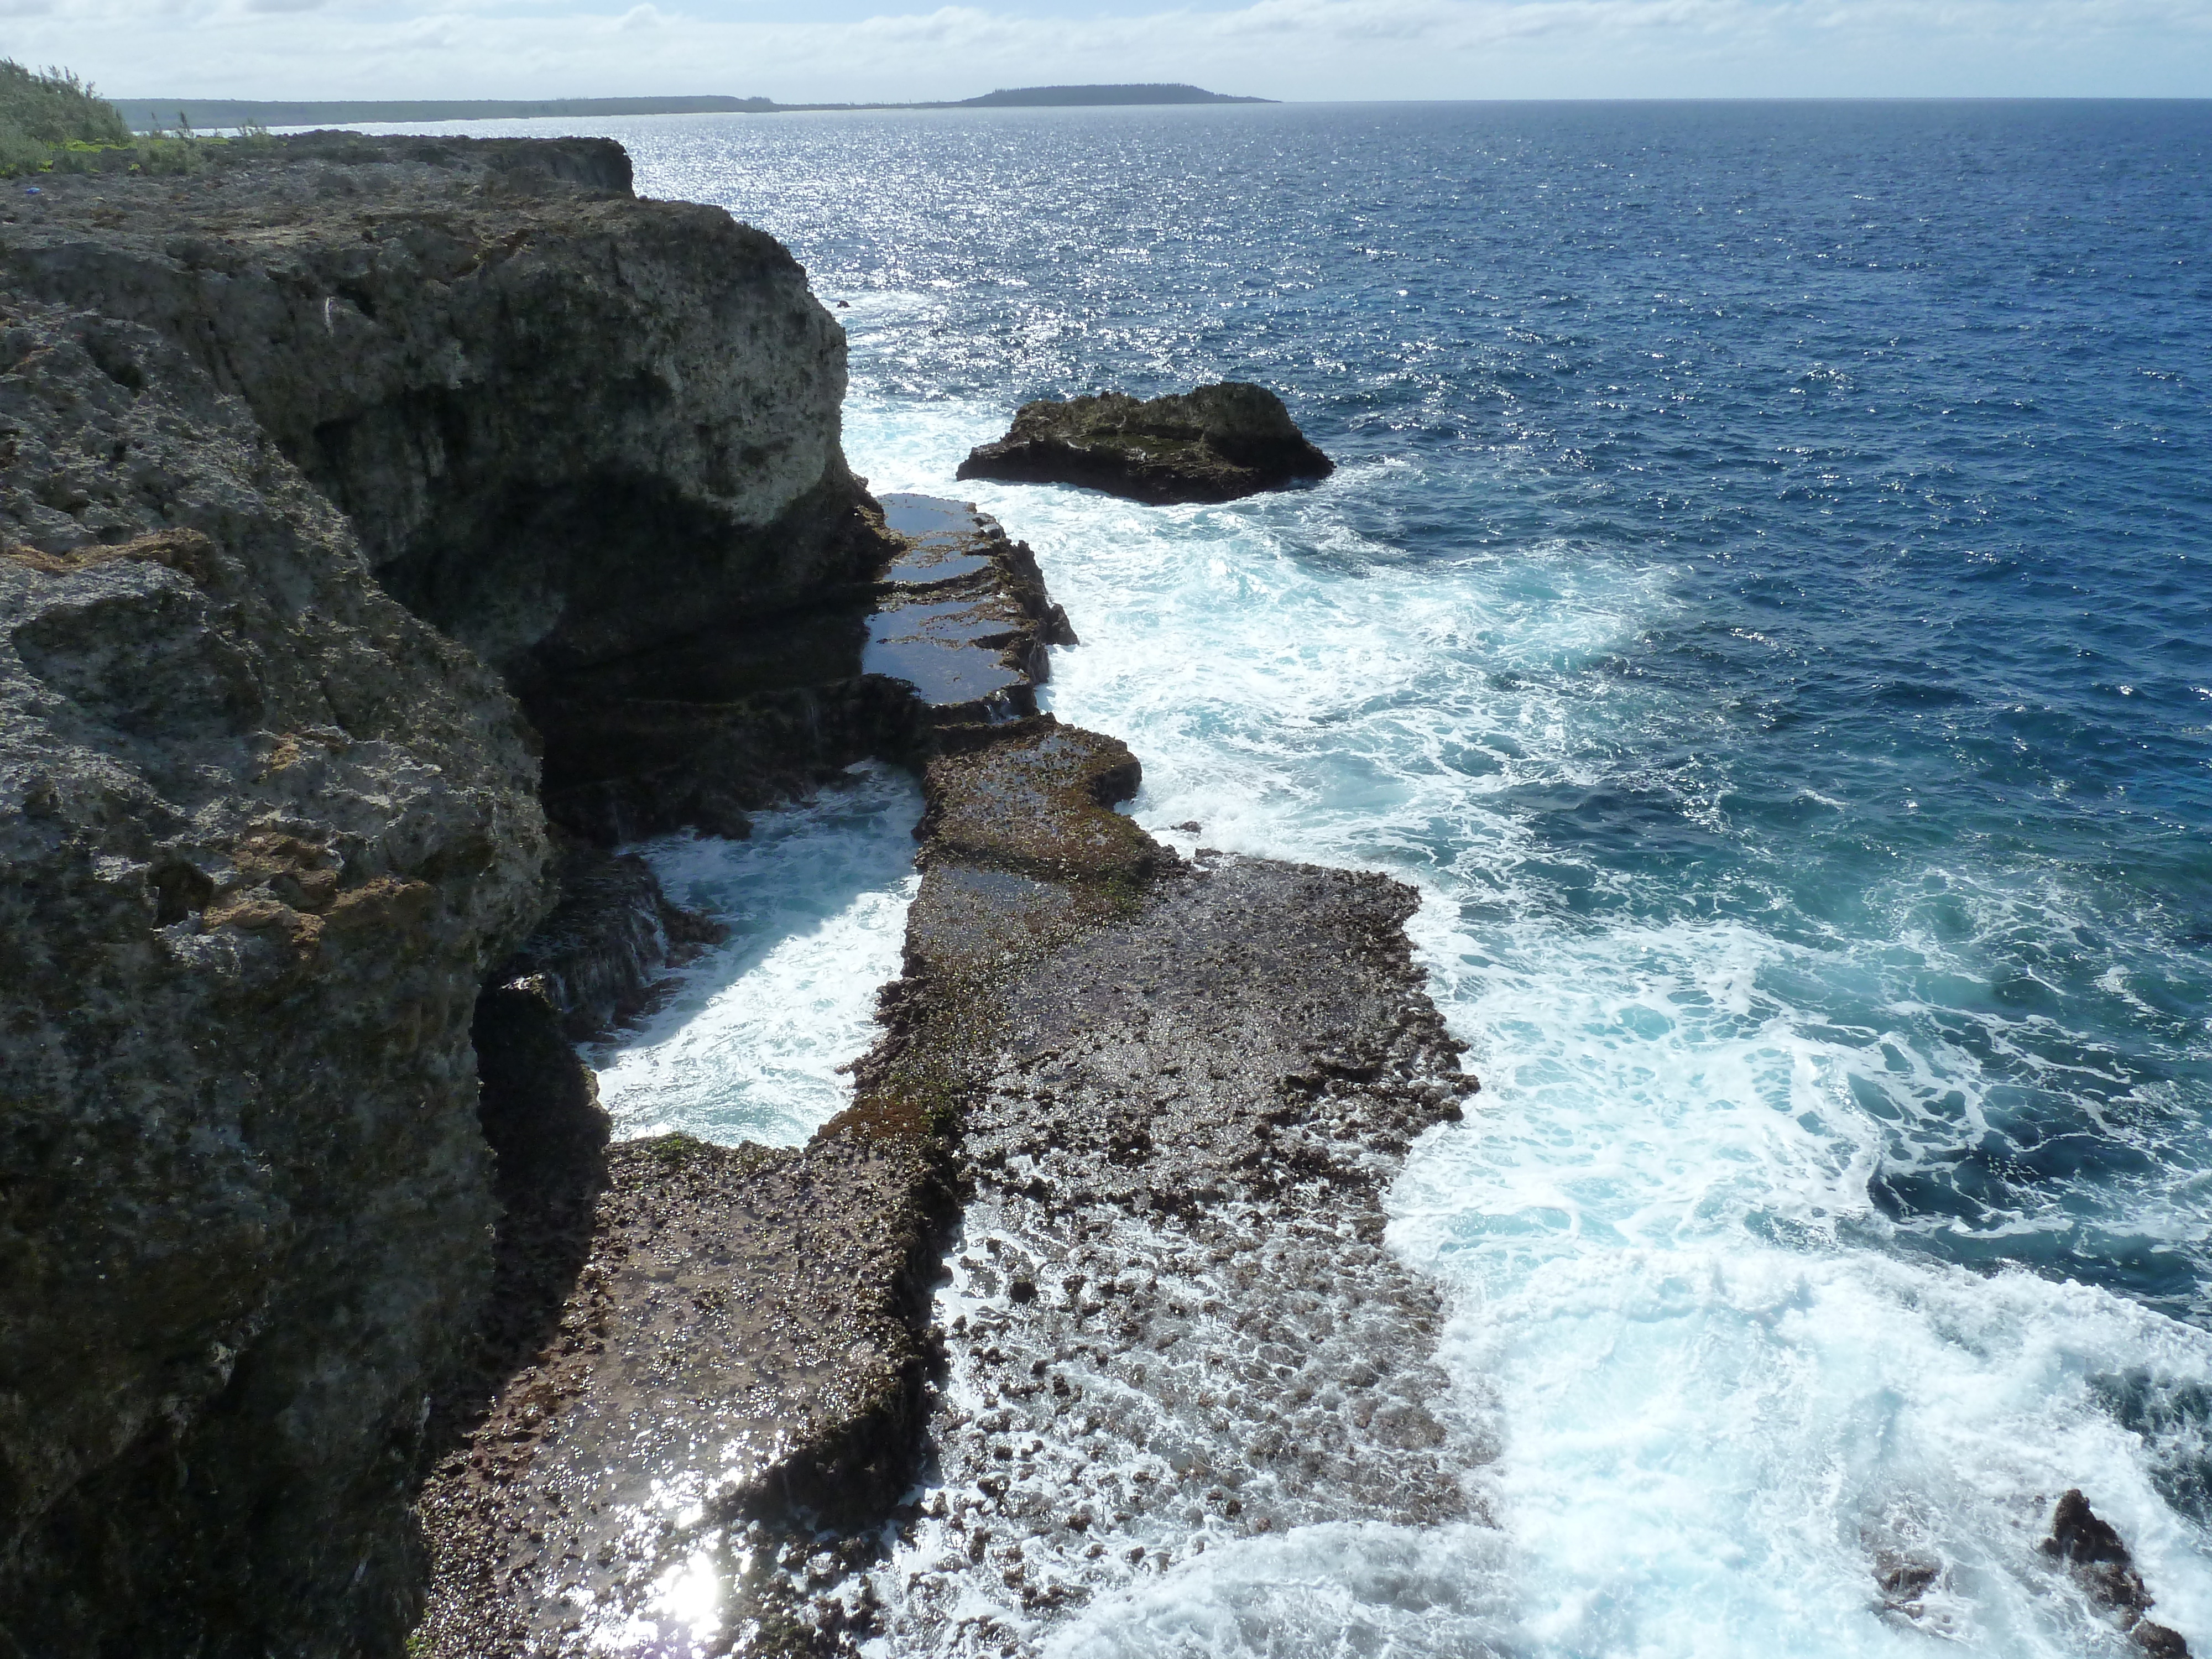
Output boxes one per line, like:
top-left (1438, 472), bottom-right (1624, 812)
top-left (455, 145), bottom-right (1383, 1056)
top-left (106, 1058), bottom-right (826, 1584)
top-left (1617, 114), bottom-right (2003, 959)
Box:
top-left (411, 499), bottom-right (1484, 1656)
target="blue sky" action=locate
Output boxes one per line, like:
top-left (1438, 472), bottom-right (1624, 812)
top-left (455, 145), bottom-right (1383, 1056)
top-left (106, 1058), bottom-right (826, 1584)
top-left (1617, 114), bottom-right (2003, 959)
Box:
top-left (3, 0), bottom-right (2207, 102)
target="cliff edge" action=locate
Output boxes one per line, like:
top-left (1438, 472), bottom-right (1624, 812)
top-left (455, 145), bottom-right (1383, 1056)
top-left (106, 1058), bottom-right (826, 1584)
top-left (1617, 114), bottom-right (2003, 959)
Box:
top-left (0, 133), bottom-right (898, 843)
top-left (0, 295), bottom-right (550, 1655)
top-left (0, 135), bottom-right (900, 1657)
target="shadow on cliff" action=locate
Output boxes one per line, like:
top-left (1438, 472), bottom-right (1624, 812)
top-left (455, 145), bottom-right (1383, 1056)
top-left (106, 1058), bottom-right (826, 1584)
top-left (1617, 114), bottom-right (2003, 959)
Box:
top-left (425, 987), bottom-right (611, 1487)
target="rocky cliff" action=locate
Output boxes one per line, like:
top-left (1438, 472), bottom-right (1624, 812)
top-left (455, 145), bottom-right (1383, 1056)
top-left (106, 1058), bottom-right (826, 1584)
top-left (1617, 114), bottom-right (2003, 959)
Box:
top-left (0, 134), bottom-right (903, 1656)
top-left (0, 133), bottom-right (898, 843)
top-left (0, 294), bottom-right (549, 1654)
top-left (1, 136), bottom-right (1484, 1659)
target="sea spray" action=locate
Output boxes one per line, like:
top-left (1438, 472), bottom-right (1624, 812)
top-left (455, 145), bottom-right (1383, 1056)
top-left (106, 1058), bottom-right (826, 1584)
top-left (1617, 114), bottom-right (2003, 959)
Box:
top-left (550, 100), bottom-right (2208, 1653)
top-left (591, 762), bottom-right (923, 1145)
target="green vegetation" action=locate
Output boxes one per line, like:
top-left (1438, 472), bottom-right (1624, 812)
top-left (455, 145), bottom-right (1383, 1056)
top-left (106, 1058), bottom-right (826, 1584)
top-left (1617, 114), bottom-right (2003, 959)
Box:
top-left (110, 94), bottom-right (775, 133)
top-left (0, 61), bottom-right (269, 179)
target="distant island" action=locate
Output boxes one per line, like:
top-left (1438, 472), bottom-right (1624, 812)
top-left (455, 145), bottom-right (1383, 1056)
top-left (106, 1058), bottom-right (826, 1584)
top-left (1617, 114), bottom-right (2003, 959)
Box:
top-left (954, 85), bottom-right (1270, 108)
top-left (115, 85), bottom-right (1272, 134)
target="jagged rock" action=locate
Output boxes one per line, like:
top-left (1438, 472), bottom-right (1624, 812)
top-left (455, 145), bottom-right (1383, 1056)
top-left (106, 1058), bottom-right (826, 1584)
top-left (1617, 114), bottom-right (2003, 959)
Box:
top-left (0, 297), bottom-right (550, 1655)
top-left (2043, 1489), bottom-right (2192, 1656)
top-left (497, 844), bottom-right (727, 1041)
top-left (957, 382), bottom-right (1334, 505)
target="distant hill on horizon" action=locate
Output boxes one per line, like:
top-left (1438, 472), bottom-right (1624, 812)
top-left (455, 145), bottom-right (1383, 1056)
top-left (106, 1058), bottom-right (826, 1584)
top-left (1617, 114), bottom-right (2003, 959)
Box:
top-left (114, 85), bottom-right (1273, 133)
top-left (113, 95), bottom-right (775, 133)
top-left (954, 84), bottom-right (1271, 107)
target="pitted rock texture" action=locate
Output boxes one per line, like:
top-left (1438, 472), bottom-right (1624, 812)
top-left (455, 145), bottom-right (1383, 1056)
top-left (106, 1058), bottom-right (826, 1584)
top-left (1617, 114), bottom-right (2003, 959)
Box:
top-left (0, 133), bottom-right (899, 843)
top-left (0, 298), bottom-right (550, 1655)
top-left (957, 382), bottom-right (1334, 505)
top-left (870, 853), bottom-right (1486, 1655)
top-left (412, 1130), bottom-right (952, 1659)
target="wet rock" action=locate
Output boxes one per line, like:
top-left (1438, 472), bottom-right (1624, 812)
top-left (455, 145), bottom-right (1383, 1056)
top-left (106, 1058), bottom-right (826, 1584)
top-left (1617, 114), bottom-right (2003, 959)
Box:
top-left (865, 493), bottom-right (1076, 724)
top-left (0, 296), bottom-right (549, 1655)
top-left (498, 843), bottom-right (729, 1040)
top-left (413, 1126), bottom-right (950, 1658)
top-left (957, 382), bottom-right (1334, 505)
top-left (2042, 1489), bottom-right (2192, 1656)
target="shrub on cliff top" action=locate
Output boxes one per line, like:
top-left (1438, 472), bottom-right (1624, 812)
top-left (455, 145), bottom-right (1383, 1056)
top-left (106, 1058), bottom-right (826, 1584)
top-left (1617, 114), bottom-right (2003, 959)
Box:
top-left (0, 60), bottom-right (131, 147)
top-left (0, 61), bottom-right (238, 178)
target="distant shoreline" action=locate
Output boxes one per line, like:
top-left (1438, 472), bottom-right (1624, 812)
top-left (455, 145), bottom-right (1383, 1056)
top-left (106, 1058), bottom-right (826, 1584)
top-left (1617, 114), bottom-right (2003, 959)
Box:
top-left (112, 85), bottom-right (1274, 134)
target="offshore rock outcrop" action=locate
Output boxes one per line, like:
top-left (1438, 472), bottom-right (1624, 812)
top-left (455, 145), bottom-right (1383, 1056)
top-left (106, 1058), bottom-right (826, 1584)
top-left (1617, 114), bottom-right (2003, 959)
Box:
top-left (0, 296), bottom-right (549, 1654)
top-left (957, 382), bottom-right (1334, 505)
top-left (0, 132), bottom-right (900, 843)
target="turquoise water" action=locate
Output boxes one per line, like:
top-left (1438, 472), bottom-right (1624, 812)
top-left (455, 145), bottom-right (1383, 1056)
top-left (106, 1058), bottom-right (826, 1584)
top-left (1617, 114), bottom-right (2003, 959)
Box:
top-left (384, 102), bottom-right (2210, 1652)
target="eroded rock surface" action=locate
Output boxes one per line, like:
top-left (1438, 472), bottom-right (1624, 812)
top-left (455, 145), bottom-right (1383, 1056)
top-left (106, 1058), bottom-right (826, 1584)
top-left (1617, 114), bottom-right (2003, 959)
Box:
top-left (413, 1130), bottom-right (951, 1658)
top-left (0, 133), bottom-right (901, 843)
top-left (873, 853), bottom-right (1485, 1652)
top-left (0, 297), bottom-right (549, 1655)
top-left (957, 382), bottom-right (1334, 505)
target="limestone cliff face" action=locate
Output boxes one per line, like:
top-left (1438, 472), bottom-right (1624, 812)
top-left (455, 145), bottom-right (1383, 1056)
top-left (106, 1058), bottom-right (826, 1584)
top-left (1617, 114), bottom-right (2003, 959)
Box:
top-left (0, 298), bottom-right (550, 1653)
top-left (0, 134), bottom-right (895, 841)
top-left (0, 134), bottom-right (895, 1656)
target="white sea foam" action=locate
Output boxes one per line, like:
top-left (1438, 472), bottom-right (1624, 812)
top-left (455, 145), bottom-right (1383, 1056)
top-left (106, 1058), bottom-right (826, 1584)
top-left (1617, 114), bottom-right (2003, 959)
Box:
top-left (588, 763), bottom-right (922, 1146)
top-left (841, 395), bottom-right (2212, 1656)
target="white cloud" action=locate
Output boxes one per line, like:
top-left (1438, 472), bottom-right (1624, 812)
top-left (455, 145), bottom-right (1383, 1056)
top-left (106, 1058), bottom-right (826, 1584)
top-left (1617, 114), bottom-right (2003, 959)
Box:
top-left (7, 0), bottom-right (2206, 100)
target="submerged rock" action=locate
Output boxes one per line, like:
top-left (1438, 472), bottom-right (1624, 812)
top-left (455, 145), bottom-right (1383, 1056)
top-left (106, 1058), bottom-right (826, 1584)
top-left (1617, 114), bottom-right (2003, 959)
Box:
top-left (957, 382), bottom-right (1334, 505)
top-left (2042, 1489), bottom-right (2192, 1656)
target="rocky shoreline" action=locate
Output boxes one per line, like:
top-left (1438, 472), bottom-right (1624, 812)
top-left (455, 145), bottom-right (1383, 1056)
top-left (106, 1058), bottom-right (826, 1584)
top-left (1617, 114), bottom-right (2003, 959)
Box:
top-left (0, 133), bottom-right (1478, 1657)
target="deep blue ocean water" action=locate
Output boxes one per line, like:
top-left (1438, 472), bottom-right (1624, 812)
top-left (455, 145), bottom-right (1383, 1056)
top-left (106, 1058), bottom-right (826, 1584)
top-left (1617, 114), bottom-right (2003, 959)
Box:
top-left (371, 101), bottom-right (2210, 1654)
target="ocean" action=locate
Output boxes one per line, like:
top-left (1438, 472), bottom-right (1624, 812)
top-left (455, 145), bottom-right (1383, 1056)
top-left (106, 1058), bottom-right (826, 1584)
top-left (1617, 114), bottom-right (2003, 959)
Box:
top-left (392, 100), bottom-right (2209, 1654)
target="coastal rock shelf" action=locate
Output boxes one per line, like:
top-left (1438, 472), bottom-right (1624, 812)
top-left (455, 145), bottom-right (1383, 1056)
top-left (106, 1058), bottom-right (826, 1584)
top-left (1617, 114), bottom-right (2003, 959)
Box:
top-left (876, 849), bottom-right (1488, 1647)
top-left (1, 130), bottom-right (1480, 1659)
top-left (412, 703), bottom-right (1486, 1654)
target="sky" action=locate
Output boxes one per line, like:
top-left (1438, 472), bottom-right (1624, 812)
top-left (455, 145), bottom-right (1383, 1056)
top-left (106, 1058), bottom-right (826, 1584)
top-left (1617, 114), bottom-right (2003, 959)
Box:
top-left (2, 0), bottom-right (2208, 103)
